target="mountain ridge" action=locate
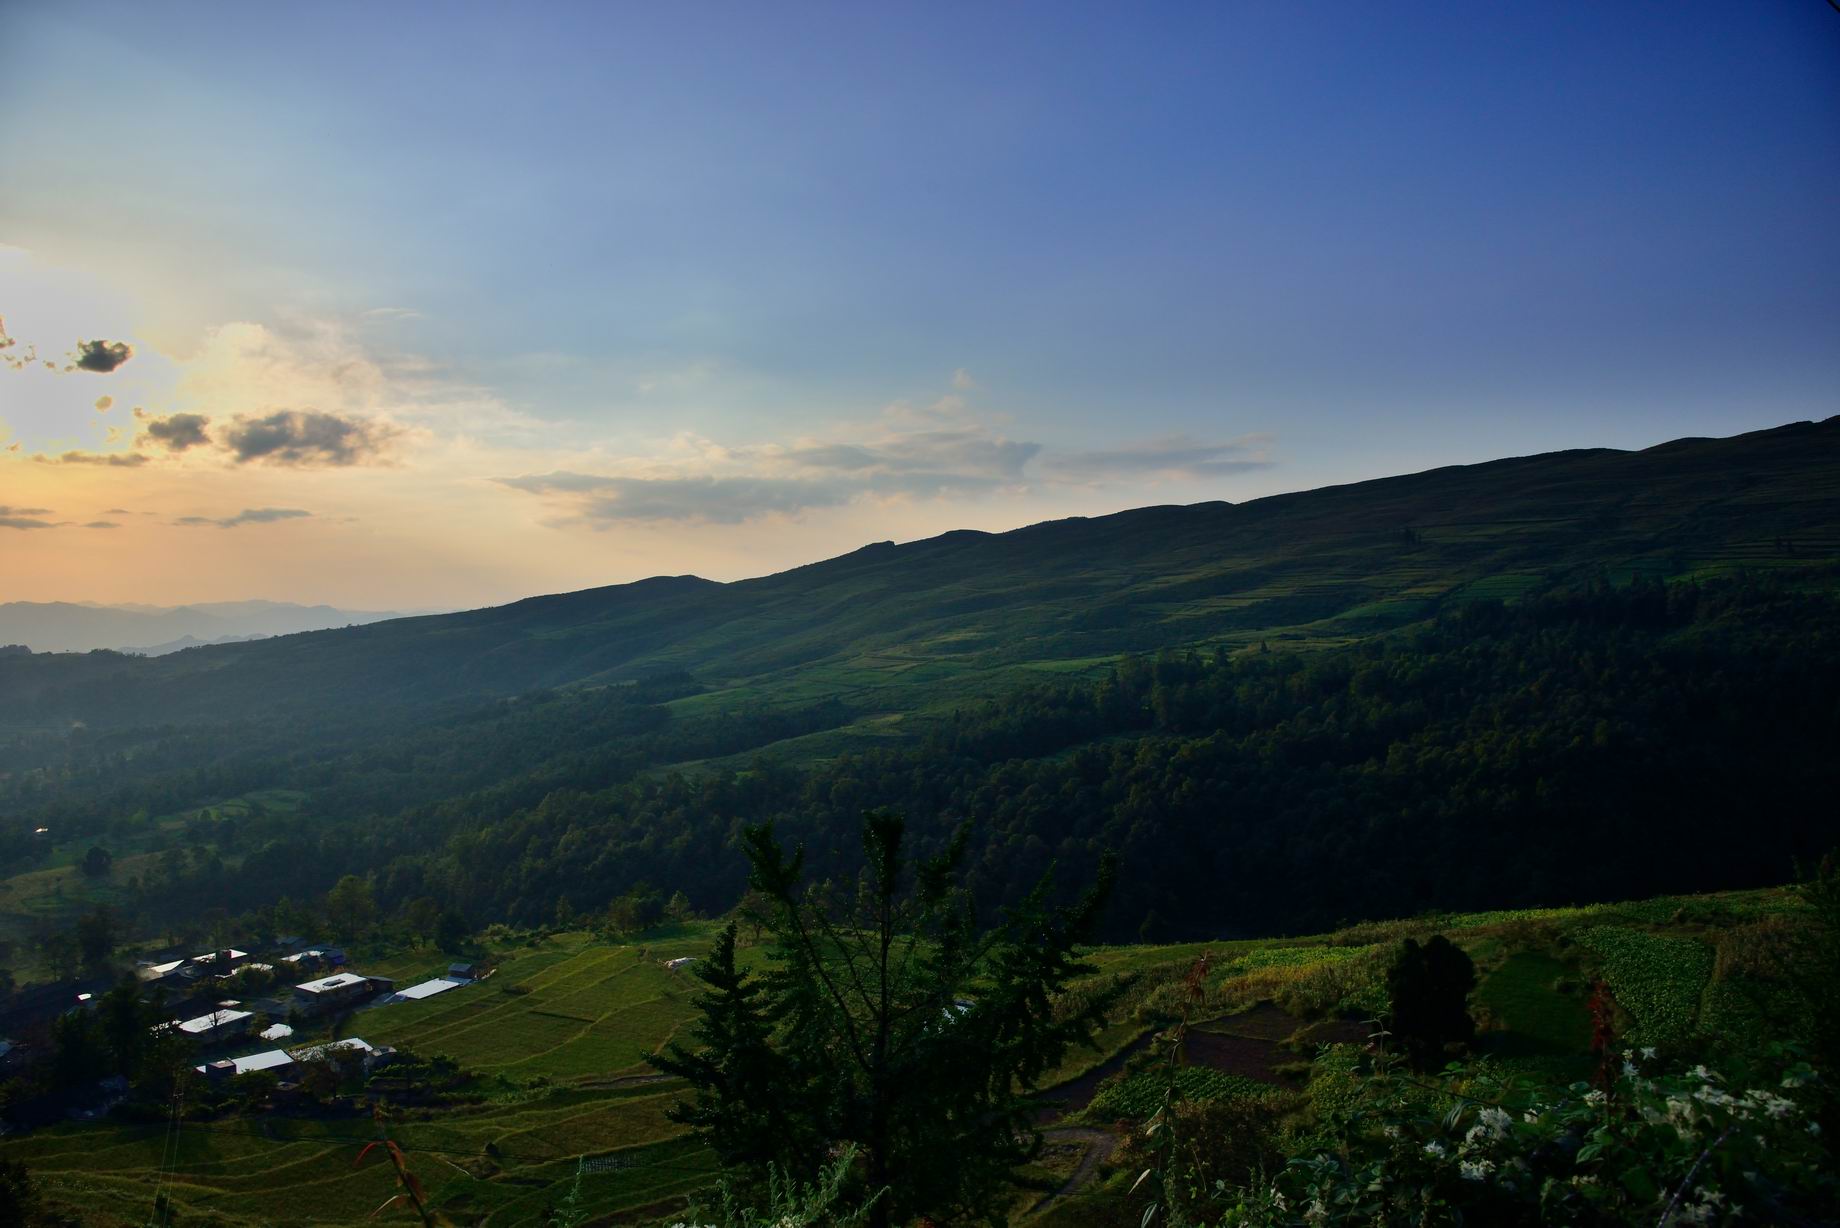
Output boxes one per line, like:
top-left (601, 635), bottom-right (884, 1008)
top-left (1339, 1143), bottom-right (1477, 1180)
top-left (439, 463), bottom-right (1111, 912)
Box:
top-left (3, 416), bottom-right (1837, 734)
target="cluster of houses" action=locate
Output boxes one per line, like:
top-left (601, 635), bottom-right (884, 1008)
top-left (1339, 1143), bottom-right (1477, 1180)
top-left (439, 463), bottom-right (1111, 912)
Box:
top-left (137, 943), bottom-right (423, 1060)
top-left (128, 943), bottom-right (487, 1095)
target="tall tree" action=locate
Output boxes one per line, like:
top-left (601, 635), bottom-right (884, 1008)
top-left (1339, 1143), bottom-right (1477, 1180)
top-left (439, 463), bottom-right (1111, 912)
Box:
top-left (324, 874), bottom-right (378, 941)
top-left (652, 812), bottom-right (1125, 1227)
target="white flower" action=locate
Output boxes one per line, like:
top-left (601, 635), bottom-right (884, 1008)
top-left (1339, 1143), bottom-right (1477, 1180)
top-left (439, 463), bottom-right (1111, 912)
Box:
top-left (1423, 1140), bottom-right (1447, 1159)
top-left (1584, 1089), bottom-right (1607, 1106)
top-left (1303, 1196), bottom-right (1328, 1225)
top-left (1459, 1159), bottom-right (1495, 1181)
top-left (1383, 1124), bottom-right (1402, 1139)
top-left (1640, 1046), bottom-right (1658, 1060)
top-left (1623, 1060), bottom-right (1639, 1077)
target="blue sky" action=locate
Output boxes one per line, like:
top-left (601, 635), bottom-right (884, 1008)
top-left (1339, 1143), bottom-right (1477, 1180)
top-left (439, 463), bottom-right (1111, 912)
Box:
top-left (2, 2), bottom-right (1836, 605)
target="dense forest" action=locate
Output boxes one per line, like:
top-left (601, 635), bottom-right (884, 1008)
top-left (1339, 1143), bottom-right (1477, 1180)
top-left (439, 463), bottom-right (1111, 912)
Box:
top-left (10, 572), bottom-right (1835, 946)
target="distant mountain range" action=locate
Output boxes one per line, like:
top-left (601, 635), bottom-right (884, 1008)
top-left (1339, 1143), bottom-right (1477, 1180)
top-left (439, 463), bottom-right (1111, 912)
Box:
top-left (0, 600), bottom-right (419, 655)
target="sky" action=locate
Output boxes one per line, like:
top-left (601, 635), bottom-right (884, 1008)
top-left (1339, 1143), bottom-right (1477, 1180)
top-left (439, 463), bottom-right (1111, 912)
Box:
top-left (2, 1), bottom-right (1836, 609)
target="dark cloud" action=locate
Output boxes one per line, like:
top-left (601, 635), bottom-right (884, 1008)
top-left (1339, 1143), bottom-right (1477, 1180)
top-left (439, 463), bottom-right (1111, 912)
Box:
top-left (138, 411), bottom-right (213, 452)
top-left (71, 339), bottom-right (134, 373)
top-left (175, 507), bottom-right (313, 529)
top-left (102, 507), bottom-right (131, 514)
top-left (1041, 435), bottom-right (1274, 482)
top-left (222, 410), bottom-right (397, 466)
top-left (0, 516), bottom-right (57, 530)
top-left (38, 451), bottom-right (150, 467)
top-left (82, 521), bottom-right (120, 529)
top-left (0, 505), bottom-right (54, 516)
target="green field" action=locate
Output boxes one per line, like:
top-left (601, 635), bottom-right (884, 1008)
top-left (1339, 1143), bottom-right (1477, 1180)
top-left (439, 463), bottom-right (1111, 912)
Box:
top-left (3, 885), bottom-right (1818, 1226)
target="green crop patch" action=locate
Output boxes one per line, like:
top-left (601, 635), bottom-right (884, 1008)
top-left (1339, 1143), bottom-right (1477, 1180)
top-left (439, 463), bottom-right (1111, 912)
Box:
top-left (1574, 926), bottom-right (1715, 1046)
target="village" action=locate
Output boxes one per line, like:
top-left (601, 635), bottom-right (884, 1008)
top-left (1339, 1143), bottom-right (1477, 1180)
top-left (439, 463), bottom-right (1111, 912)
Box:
top-left (0, 937), bottom-right (491, 1124)
top-left (153, 943), bottom-right (485, 1092)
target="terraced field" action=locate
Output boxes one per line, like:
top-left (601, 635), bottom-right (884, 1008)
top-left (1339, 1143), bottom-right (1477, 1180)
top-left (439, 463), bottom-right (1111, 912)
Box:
top-left (360, 937), bottom-right (709, 1081)
top-left (5, 885), bottom-right (1817, 1226)
top-left (9, 928), bottom-right (725, 1227)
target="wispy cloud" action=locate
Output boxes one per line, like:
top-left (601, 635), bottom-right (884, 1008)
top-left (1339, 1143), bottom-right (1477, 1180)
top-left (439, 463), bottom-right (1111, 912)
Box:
top-left (498, 410), bottom-right (1043, 526)
top-left (174, 507), bottom-right (314, 529)
top-left (36, 450), bottom-right (150, 467)
top-left (1041, 434), bottom-right (1275, 482)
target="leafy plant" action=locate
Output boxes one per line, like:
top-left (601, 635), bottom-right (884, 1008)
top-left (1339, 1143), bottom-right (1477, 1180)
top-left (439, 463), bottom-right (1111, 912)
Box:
top-left (1199, 1048), bottom-right (1834, 1226)
top-left (1574, 927), bottom-right (1713, 1047)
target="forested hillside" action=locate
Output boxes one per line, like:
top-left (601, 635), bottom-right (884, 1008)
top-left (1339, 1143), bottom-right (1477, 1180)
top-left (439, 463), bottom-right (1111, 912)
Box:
top-left (1, 421), bottom-right (1838, 954)
top-left (7, 574), bottom-right (1836, 948)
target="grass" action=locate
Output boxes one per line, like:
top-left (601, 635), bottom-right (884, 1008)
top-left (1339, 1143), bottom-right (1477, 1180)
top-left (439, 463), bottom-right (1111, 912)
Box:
top-left (3, 887), bottom-right (1817, 1225)
top-left (1474, 952), bottom-right (1594, 1079)
top-left (358, 930), bottom-right (712, 1081)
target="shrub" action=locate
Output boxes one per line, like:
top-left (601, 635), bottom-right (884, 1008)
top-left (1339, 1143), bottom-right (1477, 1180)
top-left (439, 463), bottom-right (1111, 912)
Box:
top-left (1385, 936), bottom-right (1474, 1067)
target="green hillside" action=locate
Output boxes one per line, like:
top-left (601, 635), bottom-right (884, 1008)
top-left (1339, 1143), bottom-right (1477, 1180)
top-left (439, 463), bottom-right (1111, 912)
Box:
top-left (6, 418), bottom-right (1838, 735)
top-left (2, 419), bottom-right (1838, 957)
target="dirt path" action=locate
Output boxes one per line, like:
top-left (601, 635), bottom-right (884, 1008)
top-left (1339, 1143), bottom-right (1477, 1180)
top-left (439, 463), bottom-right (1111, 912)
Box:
top-left (1030, 1126), bottom-right (1120, 1215)
top-left (572, 1071), bottom-right (676, 1090)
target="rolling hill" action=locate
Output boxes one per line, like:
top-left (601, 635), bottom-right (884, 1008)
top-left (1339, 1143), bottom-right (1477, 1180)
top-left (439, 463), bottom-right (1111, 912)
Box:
top-left (1, 418), bottom-right (1837, 950)
top-left (4, 417), bottom-right (1838, 735)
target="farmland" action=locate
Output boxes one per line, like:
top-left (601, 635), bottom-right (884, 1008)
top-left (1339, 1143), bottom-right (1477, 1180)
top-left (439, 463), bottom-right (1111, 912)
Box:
top-left (3, 882), bottom-right (1817, 1226)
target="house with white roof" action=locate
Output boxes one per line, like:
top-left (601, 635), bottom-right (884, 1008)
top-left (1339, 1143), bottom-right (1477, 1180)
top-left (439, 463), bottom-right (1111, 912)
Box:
top-left (173, 1008), bottom-right (254, 1046)
top-left (292, 972), bottom-right (391, 1012)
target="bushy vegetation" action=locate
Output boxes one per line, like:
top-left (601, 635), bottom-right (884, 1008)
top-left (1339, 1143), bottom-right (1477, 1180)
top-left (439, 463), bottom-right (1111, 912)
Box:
top-left (1195, 1049), bottom-right (1835, 1226)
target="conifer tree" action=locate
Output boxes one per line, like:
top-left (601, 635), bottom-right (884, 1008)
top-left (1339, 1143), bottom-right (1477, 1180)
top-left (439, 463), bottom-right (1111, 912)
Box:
top-left (651, 811), bottom-right (1125, 1227)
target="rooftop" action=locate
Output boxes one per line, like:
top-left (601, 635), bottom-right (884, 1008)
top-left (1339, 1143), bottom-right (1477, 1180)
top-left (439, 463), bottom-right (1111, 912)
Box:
top-left (193, 1049), bottom-right (294, 1076)
top-left (176, 1009), bottom-right (253, 1035)
top-left (291, 1037), bottom-right (373, 1063)
top-left (395, 977), bottom-right (464, 1001)
top-left (295, 973), bottom-right (369, 994)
